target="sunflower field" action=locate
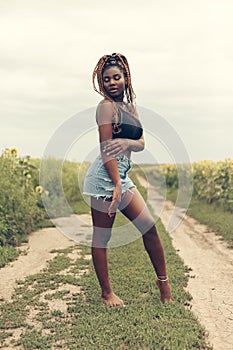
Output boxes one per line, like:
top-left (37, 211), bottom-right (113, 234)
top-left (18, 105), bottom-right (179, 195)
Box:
top-left (146, 158), bottom-right (233, 213)
top-left (0, 148), bottom-right (44, 247)
top-left (0, 148), bottom-right (90, 266)
top-left (1, 147), bottom-right (232, 266)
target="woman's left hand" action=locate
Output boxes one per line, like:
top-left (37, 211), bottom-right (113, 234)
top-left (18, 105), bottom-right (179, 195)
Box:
top-left (103, 138), bottom-right (129, 157)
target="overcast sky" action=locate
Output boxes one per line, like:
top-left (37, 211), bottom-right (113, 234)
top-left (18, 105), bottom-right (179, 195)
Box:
top-left (1, 0), bottom-right (233, 164)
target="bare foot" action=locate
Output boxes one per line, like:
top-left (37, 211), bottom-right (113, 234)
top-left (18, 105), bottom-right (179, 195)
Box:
top-left (156, 280), bottom-right (174, 303)
top-left (101, 292), bottom-right (125, 307)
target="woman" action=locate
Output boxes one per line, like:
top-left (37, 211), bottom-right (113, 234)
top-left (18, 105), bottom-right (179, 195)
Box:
top-left (83, 53), bottom-right (173, 306)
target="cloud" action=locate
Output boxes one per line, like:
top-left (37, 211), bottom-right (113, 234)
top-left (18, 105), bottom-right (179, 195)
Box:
top-left (0, 0), bottom-right (233, 161)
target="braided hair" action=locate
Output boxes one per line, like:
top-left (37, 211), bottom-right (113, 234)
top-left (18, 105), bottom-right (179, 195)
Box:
top-left (92, 53), bottom-right (136, 133)
top-left (92, 53), bottom-right (136, 103)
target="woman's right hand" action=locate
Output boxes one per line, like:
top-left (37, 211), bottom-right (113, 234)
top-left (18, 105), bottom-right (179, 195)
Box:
top-left (108, 182), bottom-right (122, 218)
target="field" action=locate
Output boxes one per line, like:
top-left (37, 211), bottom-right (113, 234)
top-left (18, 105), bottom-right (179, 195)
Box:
top-left (144, 159), bottom-right (233, 247)
top-left (1, 148), bottom-right (232, 349)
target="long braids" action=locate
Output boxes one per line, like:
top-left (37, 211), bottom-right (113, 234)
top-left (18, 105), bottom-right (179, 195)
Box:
top-left (92, 53), bottom-right (135, 103)
top-left (92, 55), bottom-right (110, 99)
top-left (92, 53), bottom-right (136, 133)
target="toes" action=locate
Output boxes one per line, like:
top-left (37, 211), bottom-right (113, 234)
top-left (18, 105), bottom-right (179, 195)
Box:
top-left (101, 296), bottom-right (125, 307)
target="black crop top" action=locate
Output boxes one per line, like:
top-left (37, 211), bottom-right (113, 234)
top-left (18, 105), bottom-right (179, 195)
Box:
top-left (112, 105), bottom-right (143, 140)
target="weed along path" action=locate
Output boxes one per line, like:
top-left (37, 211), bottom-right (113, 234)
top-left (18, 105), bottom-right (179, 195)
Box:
top-left (0, 213), bottom-right (92, 303)
top-left (137, 175), bottom-right (233, 350)
top-left (0, 228), bottom-right (76, 302)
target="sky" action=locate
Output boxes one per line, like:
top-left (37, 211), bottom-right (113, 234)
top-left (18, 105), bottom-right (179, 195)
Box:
top-left (1, 0), bottom-right (233, 164)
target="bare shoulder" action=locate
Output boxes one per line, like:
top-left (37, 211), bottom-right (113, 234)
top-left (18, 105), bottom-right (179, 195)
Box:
top-left (96, 99), bottom-right (114, 124)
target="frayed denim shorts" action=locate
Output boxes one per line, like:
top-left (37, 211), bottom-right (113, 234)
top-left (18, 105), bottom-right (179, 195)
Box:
top-left (83, 154), bottom-right (135, 199)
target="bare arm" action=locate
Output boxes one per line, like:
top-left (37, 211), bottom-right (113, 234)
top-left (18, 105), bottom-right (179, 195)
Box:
top-left (103, 135), bottom-right (144, 158)
top-left (96, 101), bottom-right (123, 217)
top-left (128, 135), bottom-right (145, 152)
top-left (96, 101), bottom-right (120, 185)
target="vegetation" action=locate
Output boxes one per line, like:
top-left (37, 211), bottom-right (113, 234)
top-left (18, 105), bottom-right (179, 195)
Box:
top-left (0, 148), bottom-right (46, 266)
top-left (144, 159), bottom-right (233, 247)
top-left (0, 147), bottom-right (231, 346)
top-left (0, 149), bottom-right (224, 348)
top-left (0, 214), bottom-right (212, 349)
top-left (0, 149), bottom-right (89, 266)
top-left (165, 188), bottom-right (233, 248)
top-left (145, 158), bottom-right (233, 211)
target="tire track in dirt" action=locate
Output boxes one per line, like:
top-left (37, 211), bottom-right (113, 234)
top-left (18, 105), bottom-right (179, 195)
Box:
top-left (138, 175), bottom-right (233, 350)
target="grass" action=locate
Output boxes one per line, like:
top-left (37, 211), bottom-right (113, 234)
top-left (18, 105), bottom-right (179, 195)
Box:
top-left (0, 213), bottom-right (212, 349)
top-left (166, 187), bottom-right (233, 248)
top-left (187, 198), bottom-right (233, 248)
top-left (145, 170), bottom-right (233, 248)
top-left (0, 245), bottom-right (20, 268)
top-left (0, 165), bottom-right (213, 349)
top-left (0, 218), bottom-right (55, 268)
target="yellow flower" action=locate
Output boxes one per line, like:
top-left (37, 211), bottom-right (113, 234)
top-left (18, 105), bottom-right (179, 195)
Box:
top-left (35, 185), bottom-right (43, 194)
top-left (10, 147), bottom-right (19, 157)
top-left (26, 174), bottom-right (31, 179)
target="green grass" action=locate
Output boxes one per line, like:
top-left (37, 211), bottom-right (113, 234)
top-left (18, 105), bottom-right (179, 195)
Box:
top-left (166, 187), bottom-right (233, 248)
top-left (0, 245), bottom-right (20, 268)
top-left (0, 214), bottom-right (212, 349)
top-left (0, 218), bottom-right (55, 268)
top-left (187, 198), bottom-right (233, 248)
top-left (146, 170), bottom-right (233, 248)
top-left (0, 165), bottom-right (213, 349)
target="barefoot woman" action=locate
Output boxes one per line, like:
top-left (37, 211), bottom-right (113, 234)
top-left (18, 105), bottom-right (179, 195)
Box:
top-left (83, 53), bottom-right (173, 306)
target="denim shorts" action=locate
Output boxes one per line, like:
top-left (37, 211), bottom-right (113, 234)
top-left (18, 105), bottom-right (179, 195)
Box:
top-left (83, 154), bottom-right (135, 198)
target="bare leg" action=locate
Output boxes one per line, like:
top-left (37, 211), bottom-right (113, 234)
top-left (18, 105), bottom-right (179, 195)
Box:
top-left (119, 188), bottom-right (174, 303)
top-left (91, 197), bottom-right (124, 306)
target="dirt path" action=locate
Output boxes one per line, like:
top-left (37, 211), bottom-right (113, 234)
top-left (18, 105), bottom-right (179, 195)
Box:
top-left (0, 214), bottom-right (92, 302)
top-left (0, 184), bottom-right (233, 349)
top-left (138, 175), bottom-right (233, 350)
top-left (0, 228), bottom-right (75, 302)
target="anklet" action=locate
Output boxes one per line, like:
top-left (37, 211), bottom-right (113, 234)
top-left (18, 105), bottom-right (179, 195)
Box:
top-left (157, 276), bottom-right (168, 282)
